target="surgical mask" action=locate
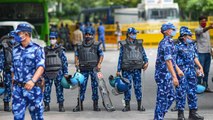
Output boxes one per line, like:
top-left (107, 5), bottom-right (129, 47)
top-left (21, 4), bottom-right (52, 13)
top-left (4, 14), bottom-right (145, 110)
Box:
top-left (85, 37), bottom-right (93, 41)
top-left (129, 35), bottom-right (136, 40)
top-left (170, 30), bottom-right (176, 37)
top-left (201, 22), bottom-right (206, 28)
top-left (186, 38), bottom-right (192, 43)
top-left (50, 39), bottom-right (57, 45)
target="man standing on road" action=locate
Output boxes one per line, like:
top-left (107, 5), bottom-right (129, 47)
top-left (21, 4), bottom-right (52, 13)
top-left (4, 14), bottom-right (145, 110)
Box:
top-left (116, 27), bottom-right (148, 112)
top-left (73, 27), bottom-right (104, 112)
top-left (154, 23), bottom-right (183, 120)
top-left (175, 26), bottom-right (204, 120)
top-left (12, 23), bottom-right (45, 120)
top-left (43, 32), bottom-right (68, 112)
top-left (97, 22), bottom-right (106, 51)
top-left (195, 16), bottom-right (213, 92)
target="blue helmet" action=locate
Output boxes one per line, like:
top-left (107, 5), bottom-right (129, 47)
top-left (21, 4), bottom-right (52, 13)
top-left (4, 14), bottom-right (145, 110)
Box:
top-left (127, 27), bottom-right (138, 34)
top-left (84, 27), bottom-right (93, 35)
top-left (70, 72), bottom-right (85, 89)
top-left (109, 75), bottom-right (130, 95)
top-left (180, 26), bottom-right (192, 36)
top-left (115, 77), bottom-right (130, 93)
top-left (61, 76), bottom-right (71, 89)
top-left (49, 32), bottom-right (58, 38)
top-left (161, 22), bottom-right (176, 33)
top-left (196, 84), bottom-right (205, 94)
top-left (15, 23), bottom-right (32, 33)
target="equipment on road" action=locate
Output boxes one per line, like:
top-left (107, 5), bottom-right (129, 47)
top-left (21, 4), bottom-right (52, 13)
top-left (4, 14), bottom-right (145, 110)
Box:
top-left (108, 75), bottom-right (131, 95)
top-left (93, 68), bottom-right (115, 112)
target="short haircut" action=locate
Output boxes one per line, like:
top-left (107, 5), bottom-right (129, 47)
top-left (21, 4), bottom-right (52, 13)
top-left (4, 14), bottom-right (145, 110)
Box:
top-left (199, 16), bottom-right (207, 21)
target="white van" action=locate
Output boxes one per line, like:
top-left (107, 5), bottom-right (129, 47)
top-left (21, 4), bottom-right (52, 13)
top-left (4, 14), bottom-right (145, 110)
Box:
top-left (0, 21), bottom-right (46, 47)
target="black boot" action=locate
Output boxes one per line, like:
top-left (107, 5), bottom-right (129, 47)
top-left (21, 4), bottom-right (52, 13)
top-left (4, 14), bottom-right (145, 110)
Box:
top-left (73, 99), bottom-right (83, 112)
top-left (93, 100), bottom-right (101, 111)
top-left (59, 102), bottom-right (65, 112)
top-left (122, 100), bottom-right (130, 112)
top-left (137, 100), bottom-right (145, 111)
top-left (188, 109), bottom-right (204, 120)
top-left (4, 102), bottom-right (10, 112)
top-left (44, 102), bottom-right (50, 112)
top-left (178, 110), bottom-right (185, 120)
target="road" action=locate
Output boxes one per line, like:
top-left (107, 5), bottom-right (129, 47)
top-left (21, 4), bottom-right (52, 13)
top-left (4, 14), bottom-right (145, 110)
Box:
top-left (0, 48), bottom-right (213, 120)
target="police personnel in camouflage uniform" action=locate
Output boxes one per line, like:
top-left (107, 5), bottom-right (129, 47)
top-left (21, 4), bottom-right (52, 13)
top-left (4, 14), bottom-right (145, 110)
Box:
top-left (175, 26), bottom-right (204, 120)
top-left (43, 32), bottom-right (68, 112)
top-left (0, 31), bottom-right (18, 111)
top-left (116, 27), bottom-right (148, 112)
top-left (12, 23), bottom-right (45, 120)
top-left (154, 23), bottom-right (183, 120)
top-left (73, 27), bottom-right (104, 112)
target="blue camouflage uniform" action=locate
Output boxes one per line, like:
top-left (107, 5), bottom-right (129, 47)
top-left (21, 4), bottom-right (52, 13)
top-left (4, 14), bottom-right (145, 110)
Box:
top-left (0, 31), bottom-right (18, 111)
top-left (12, 40), bottom-right (45, 120)
top-left (97, 22), bottom-right (105, 50)
top-left (175, 27), bottom-right (198, 111)
top-left (117, 42), bottom-right (148, 101)
top-left (154, 23), bottom-right (177, 120)
top-left (117, 27), bottom-right (148, 112)
top-left (43, 44), bottom-right (68, 104)
top-left (75, 44), bottom-right (103, 101)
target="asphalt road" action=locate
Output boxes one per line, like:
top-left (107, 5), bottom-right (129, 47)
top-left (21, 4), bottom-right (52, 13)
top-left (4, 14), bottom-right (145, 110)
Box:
top-left (0, 48), bottom-right (213, 120)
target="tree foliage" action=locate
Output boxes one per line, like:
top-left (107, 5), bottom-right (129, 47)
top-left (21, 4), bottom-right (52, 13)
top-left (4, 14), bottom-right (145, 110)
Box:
top-left (48, 0), bottom-right (213, 21)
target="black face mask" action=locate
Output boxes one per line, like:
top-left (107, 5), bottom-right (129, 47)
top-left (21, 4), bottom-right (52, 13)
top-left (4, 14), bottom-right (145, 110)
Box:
top-left (85, 37), bottom-right (93, 41)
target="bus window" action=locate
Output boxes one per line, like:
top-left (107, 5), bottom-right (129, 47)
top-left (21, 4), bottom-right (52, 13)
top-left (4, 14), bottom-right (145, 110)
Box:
top-left (148, 8), bottom-right (178, 20)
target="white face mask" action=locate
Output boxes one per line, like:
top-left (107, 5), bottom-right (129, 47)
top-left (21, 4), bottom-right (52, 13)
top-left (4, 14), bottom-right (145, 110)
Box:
top-left (50, 39), bottom-right (57, 45)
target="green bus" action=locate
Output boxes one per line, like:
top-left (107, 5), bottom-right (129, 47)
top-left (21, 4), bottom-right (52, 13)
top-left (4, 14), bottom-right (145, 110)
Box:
top-left (0, 0), bottom-right (49, 43)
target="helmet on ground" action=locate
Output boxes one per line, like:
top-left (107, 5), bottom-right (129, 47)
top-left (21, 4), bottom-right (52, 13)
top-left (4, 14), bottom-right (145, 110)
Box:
top-left (196, 84), bottom-right (205, 94)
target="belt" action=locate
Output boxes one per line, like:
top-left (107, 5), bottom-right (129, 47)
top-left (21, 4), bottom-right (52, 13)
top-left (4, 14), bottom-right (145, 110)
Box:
top-left (13, 81), bottom-right (39, 87)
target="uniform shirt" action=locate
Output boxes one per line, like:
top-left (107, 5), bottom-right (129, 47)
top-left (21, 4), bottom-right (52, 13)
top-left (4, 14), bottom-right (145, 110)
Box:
top-left (75, 41), bottom-right (104, 57)
top-left (46, 44), bottom-right (68, 75)
top-left (97, 25), bottom-right (105, 36)
top-left (195, 26), bottom-right (211, 53)
top-left (117, 39), bottom-right (148, 72)
top-left (175, 40), bottom-right (198, 70)
top-left (155, 36), bottom-right (176, 75)
top-left (11, 41), bottom-right (45, 83)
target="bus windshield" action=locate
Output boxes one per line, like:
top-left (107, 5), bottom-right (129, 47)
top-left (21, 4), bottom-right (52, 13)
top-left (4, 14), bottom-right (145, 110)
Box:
top-left (147, 8), bottom-right (178, 20)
